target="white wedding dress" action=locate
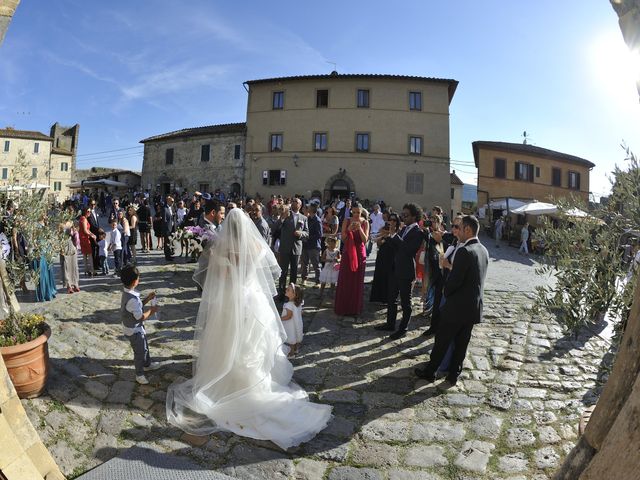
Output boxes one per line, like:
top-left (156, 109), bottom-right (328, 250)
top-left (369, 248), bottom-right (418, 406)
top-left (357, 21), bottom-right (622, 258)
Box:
top-left (166, 209), bottom-right (332, 449)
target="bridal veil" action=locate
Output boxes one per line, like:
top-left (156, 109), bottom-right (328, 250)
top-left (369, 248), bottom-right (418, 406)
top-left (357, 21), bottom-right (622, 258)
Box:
top-left (166, 208), bottom-right (332, 449)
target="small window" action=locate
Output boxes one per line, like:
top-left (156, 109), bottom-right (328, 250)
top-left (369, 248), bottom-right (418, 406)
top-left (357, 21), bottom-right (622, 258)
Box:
top-left (356, 133), bottom-right (369, 152)
top-left (406, 173), bottom-right (424, 194)
top-left (1, 168), bottom-right (7, 180)
top-left (357, 89), bottom-right (369, 108)
top-left (264, 169), bottom-right (286, 186)
top-left (409, 136), bottom-right (422, 155)
top-left (535, 167), bottom-right (540, 178)
top-left (552, 167), bottom-right (562, 187)
top-left (60, 162), bottom-right (69, 172)
top-left (31, 167), bottom-right (37, 179)
top-left (165, 148), bottom-right (174, 165)
top-left (34, 142), bottom-right (39, 154)
top-left (409, 91), bottom-right (422, 111)
top-left (273, 91), bottom-right (284, 109)
top-left (494, 158), bottom-right (506, 178)
top-left (316, 89), bottom-right (328, 108)
top-left (568, 171), bottom-right (581, 190)
top-left (200, 144), bottom-right (210, 162)
top-left (515, 162), bottom-right (534, 182)
top-left (3, 141), bottom-right (9, 152)
top-left (451, 188), bottom-right (454, 200)
top-left (270, 134), bottom-right (283, 152)
top-left (314, 133), bottom-right (327, 151)
top-left (234, 144), bottom-right (241, 160)
top-left (199, 183), bottom-right (210, 193)
top-left (54, 181), bottom-right (61, 191)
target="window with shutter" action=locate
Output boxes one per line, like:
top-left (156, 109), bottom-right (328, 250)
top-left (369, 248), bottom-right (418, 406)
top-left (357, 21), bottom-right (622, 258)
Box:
top-left (494, 158), bottom-right (506, 178)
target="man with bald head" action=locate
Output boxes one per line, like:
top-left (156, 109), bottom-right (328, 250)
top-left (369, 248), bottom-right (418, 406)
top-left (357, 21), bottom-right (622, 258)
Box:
top-left (274, 197), bottom-right (308, 299)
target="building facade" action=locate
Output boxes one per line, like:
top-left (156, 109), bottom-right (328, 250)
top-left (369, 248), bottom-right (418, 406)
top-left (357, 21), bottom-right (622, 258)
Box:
top-left (450, 171), bottom-right (464, 220)
top-left (473, 141), bottom-right (595, 208)
top-left (0, 123), bottom-right (78, 201)
top-left (244, 73), bottom-right (458, 210)
top-left (140, 123), bottom-right (246, 196)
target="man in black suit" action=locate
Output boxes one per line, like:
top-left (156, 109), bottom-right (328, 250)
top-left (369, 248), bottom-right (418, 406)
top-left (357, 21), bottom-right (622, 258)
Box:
top-left (375, 203), bottom-right (426, 340)
top-left (274, 198), bottom-right (308, 297)
top-left (415, 215), bottom-right (489, 385)
top-left (87, 199), bottom-right (101, 270)
top-left (162, 196), bottom-right (176, 262)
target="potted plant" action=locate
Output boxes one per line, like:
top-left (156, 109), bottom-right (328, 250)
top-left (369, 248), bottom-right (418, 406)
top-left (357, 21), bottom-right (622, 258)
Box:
top-left (0, 312), bottom-right (50, 398)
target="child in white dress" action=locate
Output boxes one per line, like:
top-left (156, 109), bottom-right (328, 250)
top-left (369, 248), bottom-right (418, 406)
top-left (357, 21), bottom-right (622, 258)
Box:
top-left (319, 237), bottom-right (341, 298)
top-left (281, 283), bottom-right (304, 357)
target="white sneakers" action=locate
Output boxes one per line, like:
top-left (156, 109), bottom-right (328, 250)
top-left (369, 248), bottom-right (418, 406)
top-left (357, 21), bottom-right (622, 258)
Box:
top-left (144, 362), bottom-right (162, 372)
top-left (135, 362), bottom-right (162, 384)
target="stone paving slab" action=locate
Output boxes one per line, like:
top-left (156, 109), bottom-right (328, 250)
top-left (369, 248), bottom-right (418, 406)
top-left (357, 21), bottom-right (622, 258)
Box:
top-left (18, 245), bottom-right (614, 479)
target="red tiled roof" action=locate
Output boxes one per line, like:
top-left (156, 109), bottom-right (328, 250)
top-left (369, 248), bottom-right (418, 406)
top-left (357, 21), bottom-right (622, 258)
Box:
top-left (472, 141), bottom-right (595, 169)
top-left (0, 128), bottom-right (52, 142)
top-left (244, 73), bottom-right (459, 104)
top-left (140, 123), bottom-right (246, 143)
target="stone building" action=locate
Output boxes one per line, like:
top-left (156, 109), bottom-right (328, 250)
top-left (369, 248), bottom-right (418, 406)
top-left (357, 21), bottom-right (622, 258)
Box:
top-left (140, 123), bottom-right (246, 196)
top-left (0, 123), bottom-right (78, 201)
top-left (450, 171), bottom-right (464, 220)
top-left (244, 73), bottom-right (458, 209)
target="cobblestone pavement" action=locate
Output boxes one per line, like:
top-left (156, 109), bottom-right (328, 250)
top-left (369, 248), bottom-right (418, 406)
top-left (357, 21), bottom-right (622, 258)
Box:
top-left (18, 242), bottom-right (612, 479)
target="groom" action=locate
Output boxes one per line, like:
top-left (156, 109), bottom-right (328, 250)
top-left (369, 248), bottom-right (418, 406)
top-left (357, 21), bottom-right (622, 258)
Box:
top-left (193, 198), bottom-right (225, 290)
top-left (275, 198), bottom-right (308, 299)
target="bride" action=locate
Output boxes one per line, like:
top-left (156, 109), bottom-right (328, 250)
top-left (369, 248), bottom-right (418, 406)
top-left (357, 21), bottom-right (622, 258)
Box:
top-left (166, 208), bottom-right (332, 449)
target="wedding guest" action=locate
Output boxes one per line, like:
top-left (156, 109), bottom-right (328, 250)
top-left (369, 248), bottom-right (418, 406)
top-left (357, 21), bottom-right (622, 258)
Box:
top-left (321, 206), bottom-right (339, 253)
top-left (281, 283), bottom-right (304, 357)
top-left (108, 218), bottom-right (123, 275)
top-left (60, 222), bottom-right (80, 294)
top-left (97, 230), bottom-right (109, 275)
top-left (369, 213), bottom-right (400, 304)
top-left (87, 200), bottom-right (100, 271)
top-left (193, 199), bottom-right (225, 288)
top-left (375, 203), bottom-right (425, 339)
top-left (162, 196), bottom-right (176, 262)
top-left (127, 205), bottom-right (138, 265)
top-left (300, 204), bottom-right (322, 284)
top-left (153, 203), bottom-right (164, 251)
top-left (79, 207), bottom-right (96, 277)
top-left (519, 222), bottom-right (530, 256)
top-left (367, 203), bottom-right (385, 255)
top-left (118, 210), bottom-right (131, 265)
top-left (137, 199), bottom-right (152, 252)
top-left (120, 265), bottom-right (160, 385)
top-left (274, 198), bottom-right (308, 298)
top-left (252, 204), bottom-right (271, 244)
top-left (334, 202), bottom-right (369, 317)
top-left (415, 215), bottom-right (488, 385)
top-left (319, 236), bottom-right (340, 299)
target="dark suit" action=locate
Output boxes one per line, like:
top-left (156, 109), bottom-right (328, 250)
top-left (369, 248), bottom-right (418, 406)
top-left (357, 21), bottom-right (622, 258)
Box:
top-left (275, 211), bottom-right (308, 292)
top-left (420, 237), bottom-right (488, 380)
top-left (162, 204), bottom-right (176, 260)
top-left (385, 224), bottom-right (426, 332)
top-left (88, 210), bottom-right (100, 269)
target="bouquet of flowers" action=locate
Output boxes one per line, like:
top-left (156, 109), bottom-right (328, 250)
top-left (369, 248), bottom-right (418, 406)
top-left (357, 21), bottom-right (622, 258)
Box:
top-left (172, 226), bottom-right (217, 261)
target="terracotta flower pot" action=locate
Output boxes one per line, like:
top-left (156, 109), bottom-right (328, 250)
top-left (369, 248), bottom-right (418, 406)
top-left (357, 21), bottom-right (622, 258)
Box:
top-left (0, 324), bottom-right (51, 398)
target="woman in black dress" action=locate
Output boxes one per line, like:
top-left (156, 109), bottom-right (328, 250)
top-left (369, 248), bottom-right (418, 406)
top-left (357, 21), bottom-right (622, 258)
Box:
top-left (152, 202), bottom-right (164, 251)
top-left (369, 213), bottom-right (399, 304)
top-left (137, 199), bottom-right (152, 252)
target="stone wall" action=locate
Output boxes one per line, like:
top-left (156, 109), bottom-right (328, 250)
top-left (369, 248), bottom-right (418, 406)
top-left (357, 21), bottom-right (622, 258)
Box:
top-left (0, 0), bottom-right (20, 46)
top-left (141, 132), bottom-right (245, 195)
top-left (0, 355), bottom-right (64, 479)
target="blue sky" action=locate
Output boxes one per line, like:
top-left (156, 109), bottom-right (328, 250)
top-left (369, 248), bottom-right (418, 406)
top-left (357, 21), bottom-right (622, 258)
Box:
top-left (1, 0), bottom-right (638, 200)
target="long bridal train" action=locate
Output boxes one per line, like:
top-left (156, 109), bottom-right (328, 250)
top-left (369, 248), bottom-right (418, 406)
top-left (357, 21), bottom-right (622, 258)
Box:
top-left (166, 209), bottom-right (332, 450)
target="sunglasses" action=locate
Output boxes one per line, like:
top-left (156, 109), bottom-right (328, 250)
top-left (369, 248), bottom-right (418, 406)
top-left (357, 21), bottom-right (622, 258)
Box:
top-left (452, 224), bottom-right (460, 229)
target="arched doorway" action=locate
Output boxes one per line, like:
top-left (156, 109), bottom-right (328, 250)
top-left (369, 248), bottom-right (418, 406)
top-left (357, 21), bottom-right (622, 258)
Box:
top-left (324, 172), bottom-right (355, 203)
top-left (230, 182), bottom-right (241, 196)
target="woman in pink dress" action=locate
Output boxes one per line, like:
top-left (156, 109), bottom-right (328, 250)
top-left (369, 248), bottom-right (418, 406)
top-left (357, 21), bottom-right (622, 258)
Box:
top-left (334, 203), bottom-right (369, 317)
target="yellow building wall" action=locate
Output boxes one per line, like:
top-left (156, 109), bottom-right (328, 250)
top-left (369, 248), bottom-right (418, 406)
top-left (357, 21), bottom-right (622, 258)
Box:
top-left (246, 77), bottom-right (453, 210)
top-left (477, 147), bottom-right (591, 206)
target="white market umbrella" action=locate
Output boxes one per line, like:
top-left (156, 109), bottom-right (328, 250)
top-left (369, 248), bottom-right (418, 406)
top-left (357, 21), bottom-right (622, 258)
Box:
top-left (0, 185), bottom-right (25, 192)
top-left (488, 198), bottom-right (527, 211)
top-left (26, 182), bottom-right (50, 189)
top-left (67, 179), bottom-right (128, 188)
top-left (511, 202), bottom-right (557, 216)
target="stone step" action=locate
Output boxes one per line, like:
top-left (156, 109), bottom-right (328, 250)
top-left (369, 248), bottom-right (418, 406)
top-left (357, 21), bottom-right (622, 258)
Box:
top-left (76, 443), bottom-right (233, 480)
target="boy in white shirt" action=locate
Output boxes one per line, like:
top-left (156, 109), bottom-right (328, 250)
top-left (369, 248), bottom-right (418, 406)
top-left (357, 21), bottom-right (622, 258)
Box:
top-left (108, 218), bottom-right (123, 274)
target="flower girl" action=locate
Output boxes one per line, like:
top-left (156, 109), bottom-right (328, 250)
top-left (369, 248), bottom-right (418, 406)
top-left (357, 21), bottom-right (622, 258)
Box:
top-left (281, 283), bottom-right (304, 357)
top-left (319, 236), bottom-right (340, 298)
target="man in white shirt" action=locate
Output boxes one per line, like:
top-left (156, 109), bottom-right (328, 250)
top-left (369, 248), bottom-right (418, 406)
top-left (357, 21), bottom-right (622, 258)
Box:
top-left (368, 204), bottom-right (385, 255)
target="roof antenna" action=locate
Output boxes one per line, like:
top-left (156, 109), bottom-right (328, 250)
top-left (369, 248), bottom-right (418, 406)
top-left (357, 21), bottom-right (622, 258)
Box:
top-left (522, 130), bottom-right (532, 145)
top-left (326, 61), bottom-right (337, 74)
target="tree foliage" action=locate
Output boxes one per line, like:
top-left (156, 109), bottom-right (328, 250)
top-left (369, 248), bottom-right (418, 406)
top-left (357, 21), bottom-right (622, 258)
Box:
top-left (532, 146), bottom-right (639, 334)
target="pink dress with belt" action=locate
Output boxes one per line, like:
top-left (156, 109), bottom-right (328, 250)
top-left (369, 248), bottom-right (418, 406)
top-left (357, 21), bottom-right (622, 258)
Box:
top-left (334, 221), bottom-right (367, 316)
